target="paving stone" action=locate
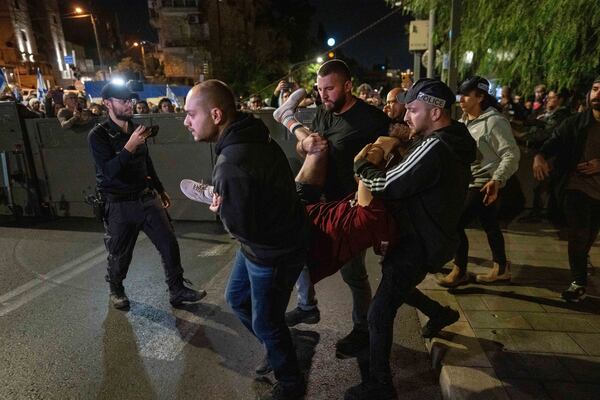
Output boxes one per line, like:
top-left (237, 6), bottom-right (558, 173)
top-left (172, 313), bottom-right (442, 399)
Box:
top-left (501, 379), bottom-right (551, 400)
top-left (481, 296), bottom-right (545, 312)
top-left (439, 366), bottom-right (509, 400)
top-left (456, 295), bottom-right (488, 311)
top-left (521, 312), bottom-right (598, 333)
top-left (556, 355), bottom-right (600, 383)
top-left (568, 333), bottom-right (600, 356)
top-left (543, 382), bottom-right (600, 400)
top-left (428, 322), bottom-right (491, 369)
top-left (473, 329), bottom-right (586, 355)
top-left (464, 310), bottom-right (532, 329)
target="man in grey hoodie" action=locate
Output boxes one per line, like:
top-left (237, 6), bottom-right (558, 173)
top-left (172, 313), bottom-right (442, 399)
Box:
top-left (439, 76), bottom-right (520, 287)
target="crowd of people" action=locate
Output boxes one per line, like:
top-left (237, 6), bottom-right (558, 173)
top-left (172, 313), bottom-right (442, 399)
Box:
top-left (3, 59), bottom-right (599, 400)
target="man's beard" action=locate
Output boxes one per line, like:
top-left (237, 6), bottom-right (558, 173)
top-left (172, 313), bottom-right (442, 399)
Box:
top-left (114, 111), bottom-right (132, 121)
top-left (591, 100), bottom-right (600, 111)
top-left (324, 97), bottom-right (347, 113)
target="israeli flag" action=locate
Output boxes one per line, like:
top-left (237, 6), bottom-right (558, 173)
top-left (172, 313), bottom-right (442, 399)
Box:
top-left (0, 68), bottom-right (7, 94)
top-left (36, 68), bottom-right (47, 100)
top-left (166, 84), bottom-right (179, 107)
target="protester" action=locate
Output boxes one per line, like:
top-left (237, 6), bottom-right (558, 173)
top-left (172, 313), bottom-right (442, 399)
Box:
top-left (438, 76), bottom-right (520, 287)
top-left (134, 100), bottom-right (150, 114)
top-left (273, 59), bottom-right (390, 360)
top-left (57, 92), bottom-right (92, 128)
top-left (183, 80), bottom-right (308, 400)
top-left (532, 77), bottom-right (600, 302)
top-left (158, 97), bottom-right (174, 113)
top-left (346, 78), bottom-right (476, 399)
top-left (27, 98), bottom-right (45, 117)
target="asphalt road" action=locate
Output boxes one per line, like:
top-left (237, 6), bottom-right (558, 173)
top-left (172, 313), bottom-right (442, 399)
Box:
top-left (0, 217), bottom-right (440, 400)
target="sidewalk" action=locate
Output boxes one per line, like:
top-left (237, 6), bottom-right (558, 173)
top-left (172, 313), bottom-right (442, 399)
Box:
top-left (415, 221), bottom-right (600, 400)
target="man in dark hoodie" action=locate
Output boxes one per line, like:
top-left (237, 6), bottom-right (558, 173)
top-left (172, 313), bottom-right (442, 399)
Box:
top-left (183, 80), bottom-right (308, 400)
top-left (345, 79), bottom-right (476, 399)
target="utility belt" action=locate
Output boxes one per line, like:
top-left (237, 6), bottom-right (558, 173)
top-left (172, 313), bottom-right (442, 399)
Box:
top-left (104, 188), bottom-right (156, 203)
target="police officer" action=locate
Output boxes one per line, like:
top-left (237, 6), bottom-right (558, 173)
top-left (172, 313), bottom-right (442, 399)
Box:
top-left (88, 82), bottom-right (205, 310)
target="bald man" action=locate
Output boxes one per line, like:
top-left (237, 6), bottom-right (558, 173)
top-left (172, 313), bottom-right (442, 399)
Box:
top-left (184, 80), bottom-right (308, 399)
top-left (383, 87), bottom-right (406, 123)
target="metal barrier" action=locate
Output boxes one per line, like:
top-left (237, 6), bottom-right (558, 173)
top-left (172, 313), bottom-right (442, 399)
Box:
top-left (12, 109), bottom-right (315, 221)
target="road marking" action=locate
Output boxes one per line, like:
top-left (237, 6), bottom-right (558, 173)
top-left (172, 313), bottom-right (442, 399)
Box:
top-left (0, 237), bottom-right (144, 317)
top-left (197, 243), bottom-right (232, 257)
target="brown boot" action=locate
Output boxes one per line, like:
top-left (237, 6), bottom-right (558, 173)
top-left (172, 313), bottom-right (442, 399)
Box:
top-left (476, 262), bottom-right (511, 283)
top-left (437, 264), bottom-right (469, 287)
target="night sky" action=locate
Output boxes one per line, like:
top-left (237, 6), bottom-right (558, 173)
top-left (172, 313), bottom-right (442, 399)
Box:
top-left (308, 0), bottom-right (412, 70)
top-left (67, 0), bottom-right (412, 70)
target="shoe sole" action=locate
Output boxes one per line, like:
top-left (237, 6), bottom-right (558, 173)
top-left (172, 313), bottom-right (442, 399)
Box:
top-left (255, 366), bottom-right (273, 376)
top-left (111, 300), bottom-right (130, 310)
top-left (170, 289), bottom-right (207, 307)
top-left (437, 277), bottom-right (470, 288)
top-left (561, 294), bottom-right (586, 303)
top-left (273, 89), bottom-right (307, 122)
top-left (476, 277), bottom-right (512, 283)
top-left (180, 179), bottom-right (213, 204)
top-left (286, 315), bottom-right (320, 327)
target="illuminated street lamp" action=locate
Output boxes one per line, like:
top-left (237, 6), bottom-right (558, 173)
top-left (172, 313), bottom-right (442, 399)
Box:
top-left (133, 41), bottom-right (147, 76)
top-left (327, 37), bottom-right (336, 47)
top-left (316, 56), bottom-right (323, 63)
top-left (68, 7), bottom-right (104, 72)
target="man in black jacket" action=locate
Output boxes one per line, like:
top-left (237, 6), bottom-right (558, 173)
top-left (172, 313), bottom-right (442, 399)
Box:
top-left (346, 79), bottom-right (476, 399)
top-left (533, 77), bottom-right (600, 302)
top-left (183, 80), bottom-right (308, 400)
top-left (88, 82), bottom-right (205, 310)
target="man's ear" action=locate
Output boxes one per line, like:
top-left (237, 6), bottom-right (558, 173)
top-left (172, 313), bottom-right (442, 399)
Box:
top-left (430, 107), bottom-right (443, 122)
top-left (210, 107), bottom-right (224, 125)
top-left (344, 80), bottom-right (353, 94)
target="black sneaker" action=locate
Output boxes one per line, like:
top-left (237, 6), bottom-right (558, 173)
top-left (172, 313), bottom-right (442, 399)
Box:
top-left (421, 306), bottom-right (460, 339)
top-left (285, 306), bottom-right (320, 327)
top-left (587, 256), bottom-right (595, 276)
top-left (344, 380), bottom-right (397, 400)
top-left (109, 283), bottom-right (130, 310)
top-left (255, 353), bottom-right (272, 376)
top-left (335, 328), bottom-right (369, 359)
top-left (561, 282), bottom-right (586, 302)
top-left (258, 382), bottom-right (305, 400)
top-left (169, 278), bottom-right (207, 307)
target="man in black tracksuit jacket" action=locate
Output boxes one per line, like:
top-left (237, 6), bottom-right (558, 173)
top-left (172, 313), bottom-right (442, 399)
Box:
top-left (345, 79), bottom-right (476, 400)
top-left (183, 80), bottom-right (308, 400)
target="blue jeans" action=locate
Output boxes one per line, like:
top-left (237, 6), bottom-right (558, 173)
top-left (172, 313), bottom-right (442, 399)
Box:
top-left (296, 250), bottom-right (371, 332)
top-left (225, 250), bottom-right (304, 388)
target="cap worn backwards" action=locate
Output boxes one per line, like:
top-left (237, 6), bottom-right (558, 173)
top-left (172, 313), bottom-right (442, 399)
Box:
top-left (404, 78), bottom-right (455, 109)
top-left (457, 76), bottom-right (491, 96)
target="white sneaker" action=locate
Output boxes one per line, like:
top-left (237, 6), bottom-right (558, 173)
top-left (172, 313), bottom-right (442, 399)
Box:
top-left (180, 179), bottom-right (214, 205)
top-left (273, 88), bottom-right (307, 123)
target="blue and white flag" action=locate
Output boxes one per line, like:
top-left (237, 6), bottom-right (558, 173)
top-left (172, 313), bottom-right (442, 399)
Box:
top-left (36, 68), bottom-right (47, 100)
top-left (166, 84), bottom-right (179, 107)
top-left (0, 68), bottom-right (7, 94)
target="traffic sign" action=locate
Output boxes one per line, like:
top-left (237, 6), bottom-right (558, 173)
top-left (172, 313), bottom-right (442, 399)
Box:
top-left (409, 20), bottom-right (429, 51)
top-left (64, 55), bottom-right (74, 65)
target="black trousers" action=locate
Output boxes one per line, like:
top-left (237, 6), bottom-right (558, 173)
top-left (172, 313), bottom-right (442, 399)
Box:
top-left (455, 188), bottom-right (507, 273)
top-left (368, 239), bottom-right (433, 384)
top-left (564, 190), bottom-right (600, 286)
top-left (103, 193), bottom-right (183, 287)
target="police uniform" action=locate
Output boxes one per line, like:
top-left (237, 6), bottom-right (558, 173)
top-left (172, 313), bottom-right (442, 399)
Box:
top-left (88, 83), bottom-right (203, 308)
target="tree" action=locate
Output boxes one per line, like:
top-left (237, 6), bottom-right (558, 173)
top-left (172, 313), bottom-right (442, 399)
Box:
top-left (391, 0), bottom-right (600, 94)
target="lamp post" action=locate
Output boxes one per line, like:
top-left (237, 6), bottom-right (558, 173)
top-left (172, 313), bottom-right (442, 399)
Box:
top-left (66, 8), bottom-right (104, 73)
top-left (133, 42), bottom-right (147, 76)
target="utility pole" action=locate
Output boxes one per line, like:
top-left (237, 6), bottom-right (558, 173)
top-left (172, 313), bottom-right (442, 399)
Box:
top-left (89, 14), bottom-right (104, 74)
top-left (427, 9), bottom-right (435, 78)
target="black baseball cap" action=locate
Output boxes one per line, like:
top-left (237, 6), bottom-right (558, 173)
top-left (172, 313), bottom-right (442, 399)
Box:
top-left (101, 82), bottom-right (136, 100)
top-left (404, 78), bottom-right (455, 109)
top-left (396, 90), bottom-right (407, 104)
top-left (458, 76), bottom-right (491, 96)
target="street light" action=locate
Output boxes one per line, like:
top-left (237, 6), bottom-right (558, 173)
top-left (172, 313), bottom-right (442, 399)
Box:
top-left (327, 37), bottom-right (336, 47)
top-left (133, 42), bottom-right (147, 76)
top-left (67, 7), bottom-right (104, 73)
top-left (316, 56), bottom-right (323, 63)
